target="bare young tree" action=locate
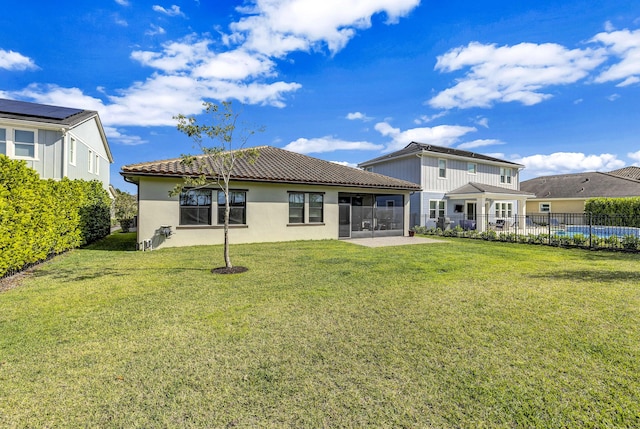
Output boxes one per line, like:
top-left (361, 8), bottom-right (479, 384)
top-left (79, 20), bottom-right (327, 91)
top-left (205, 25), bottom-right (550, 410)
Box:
top-left (171, 101), bottom-right (262, 271)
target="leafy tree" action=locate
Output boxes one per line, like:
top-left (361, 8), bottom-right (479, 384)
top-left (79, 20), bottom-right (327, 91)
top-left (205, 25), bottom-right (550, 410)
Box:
top-left (113, 188), bottom-right (138, 232)
top-left (172, 101), bottom-right (263, 270)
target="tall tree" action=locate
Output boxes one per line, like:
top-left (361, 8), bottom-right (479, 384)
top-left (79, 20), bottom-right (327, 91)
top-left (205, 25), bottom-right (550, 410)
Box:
top-left (112, 188), bottom-right (137, 232)
top-left (171, 101), bottom-right (262, 271)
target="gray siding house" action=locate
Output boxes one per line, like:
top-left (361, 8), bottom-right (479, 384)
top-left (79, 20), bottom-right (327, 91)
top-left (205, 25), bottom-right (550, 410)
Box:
top-left (0, 98), bottom-right (113, 193)
top-left (359, 142), bottom-right (534, 232)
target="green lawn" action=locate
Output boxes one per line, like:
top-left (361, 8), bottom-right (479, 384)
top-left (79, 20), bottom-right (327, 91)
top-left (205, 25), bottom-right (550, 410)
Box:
top-left (1, 234), bottom-right (639, 428)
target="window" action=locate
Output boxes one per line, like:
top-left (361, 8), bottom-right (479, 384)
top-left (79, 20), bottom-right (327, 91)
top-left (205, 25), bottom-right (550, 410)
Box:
top-left (289, 192), bottom-right (305, 223)
top-left (0, 128), bottom-right (6, 155)
top-left (438, 159), bottom-right (446, 178)
top-left (180, 189), bottom-right (212, 225)
top-left (95, 153), bottom-right (100, 174)
top-left (309, 193), bottom-right (324, 223)
top-left (539, 203), bottom-right (551, 213)
top-left (88, 150), bottom-right (94, 173)
top-left (495, 202), bottom-right (513, 218)
top-left (500, 167), bottom-right (512, 184)
top-left (468, 162), bottom-right (477, 174)
top-left (218, 191), bottom-right (246, 224)
top-left (429, 200), bottom-right (445, 219)
top-left (364, 166), bottom-right (373, 172)
top-left (69, 138), bottom-right (77, 165)
top-left (14, 129), bottom-right (35, 158)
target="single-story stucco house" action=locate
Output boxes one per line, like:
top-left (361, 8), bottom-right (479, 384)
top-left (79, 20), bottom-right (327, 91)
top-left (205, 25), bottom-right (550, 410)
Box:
top-left (121, 146), bottom-right (422, 249)
top-left (520, 170), bottom-right (640, 214)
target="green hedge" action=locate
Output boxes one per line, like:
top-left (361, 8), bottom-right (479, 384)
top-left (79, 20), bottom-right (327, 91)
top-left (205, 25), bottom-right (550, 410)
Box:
top-left (585, 197), bottom-right (640, 227)
top-left (0, 155), bottom-right (111, 278)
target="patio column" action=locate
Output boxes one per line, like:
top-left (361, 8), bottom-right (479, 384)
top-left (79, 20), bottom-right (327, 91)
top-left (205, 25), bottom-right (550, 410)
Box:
top-left (477, 196), bottom-right (487, 232)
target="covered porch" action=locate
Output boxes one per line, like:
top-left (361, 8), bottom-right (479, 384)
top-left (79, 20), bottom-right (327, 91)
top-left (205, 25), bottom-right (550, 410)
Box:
top-left (445, 183), bottom-right (535, 233)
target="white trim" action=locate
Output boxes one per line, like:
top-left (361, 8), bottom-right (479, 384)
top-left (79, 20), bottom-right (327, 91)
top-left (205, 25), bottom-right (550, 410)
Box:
top-left (12, 127), bottom-right (38, 160)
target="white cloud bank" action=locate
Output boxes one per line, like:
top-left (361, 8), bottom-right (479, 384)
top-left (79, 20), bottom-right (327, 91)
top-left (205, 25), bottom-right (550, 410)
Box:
top-left (375, 121), bottom-right (476, 152)
top-left (515, 152), bottom-right (625, 177)
top-left (6, 0), bottom-right (420, 144)
top-left (284, 136), bottom-right (383, 154)
top-left (0, 49), bottom-right (37, 71)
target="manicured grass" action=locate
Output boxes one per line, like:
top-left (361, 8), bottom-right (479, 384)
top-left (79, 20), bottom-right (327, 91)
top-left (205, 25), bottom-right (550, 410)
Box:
top-left (1, 233), bottom-right (639, 427)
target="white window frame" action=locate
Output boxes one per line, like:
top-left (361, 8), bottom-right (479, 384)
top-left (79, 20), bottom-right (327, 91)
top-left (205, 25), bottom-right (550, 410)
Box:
top-left (467, 162), bottom-right (477, 174)
top-left (495, 202), bottom-right (513, 218)
top-left (88, 149), bottom-right (94, 173)
top-left (0, 127), bottom-right (6, 156)
top-left (69, 137), bottom-right (77, 165)
top-left (539, 202), bottom-right (551, 213)
top-left (13, 128), bottom-right (37, 159)
top-left (438, 159), bottom-right (446, 179)
top-left (95, 153), bottom-right (100, 174)
top-left (429, 200), bottom-right (446, 219)
top-left (500, 167), bottom-right (512, 184)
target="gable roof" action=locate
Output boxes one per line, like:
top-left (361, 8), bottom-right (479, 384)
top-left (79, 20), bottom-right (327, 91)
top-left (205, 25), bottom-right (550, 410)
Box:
top-left (0, 98), bottom-right (113, 163)
top-left (520, 171), bottom-right (640, 199)
top-left (446, 182), bottom-right (535, 198)
top-left (121, 146), bottom-right (422, 191)
top-left (608, 166), bottom-right (640, 181)
top-left (359, 141), bottom-right (523, 168)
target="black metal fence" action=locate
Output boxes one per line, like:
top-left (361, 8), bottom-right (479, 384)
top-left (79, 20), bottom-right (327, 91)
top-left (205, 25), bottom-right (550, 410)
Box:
top-left (414, 212), bottom-right (640, 252)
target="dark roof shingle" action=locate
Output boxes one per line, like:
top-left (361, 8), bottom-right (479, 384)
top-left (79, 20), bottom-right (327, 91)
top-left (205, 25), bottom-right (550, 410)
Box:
top-left (122, 146), bottom-right (422, 191)
top-left (359, 141), bottom-right (523, 167)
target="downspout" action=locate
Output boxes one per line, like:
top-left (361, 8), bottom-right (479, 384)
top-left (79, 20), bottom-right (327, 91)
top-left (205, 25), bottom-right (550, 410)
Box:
top-left (60, 128), bottom-right (68, 178)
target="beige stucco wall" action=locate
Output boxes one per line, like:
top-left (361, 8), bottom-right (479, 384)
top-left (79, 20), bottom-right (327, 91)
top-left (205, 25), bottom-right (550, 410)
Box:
top-left (135, 176), bottom-right (412, 249)
top-left (525, 199), bottom-right (586, 214)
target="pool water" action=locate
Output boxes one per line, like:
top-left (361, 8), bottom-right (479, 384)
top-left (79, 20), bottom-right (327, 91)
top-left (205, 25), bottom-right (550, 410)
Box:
top-left (556, 225), bottom-right (640, 238)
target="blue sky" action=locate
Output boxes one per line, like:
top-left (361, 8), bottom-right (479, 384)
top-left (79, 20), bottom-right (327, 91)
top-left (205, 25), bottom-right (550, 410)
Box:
top-left (2, 0), bottom-right (640, 193)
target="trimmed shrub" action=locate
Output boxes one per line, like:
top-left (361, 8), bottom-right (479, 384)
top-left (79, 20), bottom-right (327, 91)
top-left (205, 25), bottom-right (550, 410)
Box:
top-left (0, 156), bottom-right (111, 278)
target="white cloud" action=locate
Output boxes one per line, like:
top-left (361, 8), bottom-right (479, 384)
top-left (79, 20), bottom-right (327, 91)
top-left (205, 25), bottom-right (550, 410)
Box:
top-left (592, 28), bottom-right (640, 87)
top-left (230, 0), bottom-right (420, 57)
top-left (457, 139), bottom-right (504, 150)
top-left (283, 136), bottom-right (383, 154)
top-left (330, 160), bottom-right (359, 168)
top-left (429, 41), bottom-right (607, 109)
top-left (103, 127), bottom-right (148, 146)
top-left (474, 116), bottom-right (489, 128)
top-left (516, 152), bottom-right (625, 176)
top-left (115, 0), bottom-right (129, 6)
top-left (604, 21), bottom-right (615, 32)
top-left (607, 93), bottom-right (620, 101)
top-left (114, 16), bottom-right (128, 27)
top-left (152, 5), bottom-right (186, 17)
top-left (374, 121), bottom-right (477, 152)
top-left (146, 24), bottom-right (166, 36)
top-left (346, 111), bottom-right (372, 121)
top-left (0, 49), bottom-right (37, 71)
top-left (414, 111), bottom-right (447, 124)
top-left (628, 150), bottom-right (640, 162)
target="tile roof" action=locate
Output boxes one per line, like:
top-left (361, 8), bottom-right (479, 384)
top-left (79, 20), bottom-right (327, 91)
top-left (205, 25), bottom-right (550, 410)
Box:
top-left (0, 98), bottom-right (97, 127)
top-left (359, 141), bottom-right (523, 167)
top-left (520, 171), bottom-right (640, 199)
top-left (121, 146), bottom-right (422, 191)
top-left (608, 166), bottom-right (640, 181)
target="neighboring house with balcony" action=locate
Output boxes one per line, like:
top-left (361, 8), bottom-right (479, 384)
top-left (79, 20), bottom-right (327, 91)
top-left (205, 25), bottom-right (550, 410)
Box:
top-left (358, 142), bottom-right (534, 232)
top-left (121, 145), bottom-right (421, 249)
top-left (0, 98), bottom-right (113, 193)
top-left (520, 170), bottom-right (640, 214)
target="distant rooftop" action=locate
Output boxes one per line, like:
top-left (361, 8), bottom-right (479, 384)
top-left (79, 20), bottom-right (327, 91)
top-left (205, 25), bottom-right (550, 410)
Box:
top-left (359, 142), bottom-right (524, 167)
top-left (121, 145), bottom-right (422, 191)
top-left (520, 171), bottom-right (640, 199)
top-left (608, 166), bottom-right (640, 181)
top-left (0, 98), bottom-right (97, 126)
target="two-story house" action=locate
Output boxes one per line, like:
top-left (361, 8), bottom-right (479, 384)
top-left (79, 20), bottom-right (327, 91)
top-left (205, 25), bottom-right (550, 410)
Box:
top-left (358, 142), bottom-right (534, 232)
top-left (0, 98), bottom-right (112, 193)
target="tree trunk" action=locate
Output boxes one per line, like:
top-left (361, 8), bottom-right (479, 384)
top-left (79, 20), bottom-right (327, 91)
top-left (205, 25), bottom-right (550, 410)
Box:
top-left (223, 188), bottom-right (232, 269)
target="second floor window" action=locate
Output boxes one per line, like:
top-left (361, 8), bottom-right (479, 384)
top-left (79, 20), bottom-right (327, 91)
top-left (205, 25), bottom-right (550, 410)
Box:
top-left (438, 159), bottom-right (446, 178)
top-left (500, 167), bottom-right (512, 184)
top-left (14, 129), bottom-right (35, 158)
top-left (69, 138), bottom-right (77, 165)
top-left (0, 128), bottom-right (6, 155)
top-left (468, 162), bottom-right (477, 174)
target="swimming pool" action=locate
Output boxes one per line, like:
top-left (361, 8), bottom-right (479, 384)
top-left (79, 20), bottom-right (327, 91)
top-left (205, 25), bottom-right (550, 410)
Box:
top-left (557, 225), bottom-right (640, 238)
